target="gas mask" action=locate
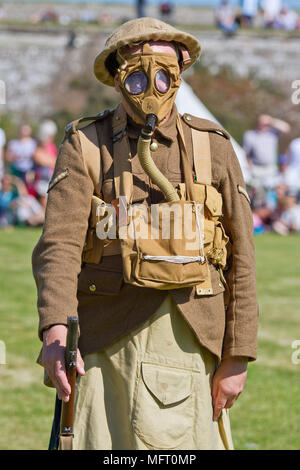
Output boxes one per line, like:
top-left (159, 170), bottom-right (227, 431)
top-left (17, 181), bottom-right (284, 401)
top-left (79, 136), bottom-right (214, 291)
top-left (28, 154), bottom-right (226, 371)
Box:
top-left (116, 43), bottom-right (182, 125)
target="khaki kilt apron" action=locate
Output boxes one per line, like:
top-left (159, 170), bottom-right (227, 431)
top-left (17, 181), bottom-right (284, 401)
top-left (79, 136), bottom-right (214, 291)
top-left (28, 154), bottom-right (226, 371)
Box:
top-left (73, 294), bottom-right (233, 450)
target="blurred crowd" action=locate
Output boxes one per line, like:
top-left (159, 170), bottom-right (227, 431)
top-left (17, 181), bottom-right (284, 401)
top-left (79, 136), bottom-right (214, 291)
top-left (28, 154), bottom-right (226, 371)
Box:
top-left (0, 120), bottom-right (57, 228)
top-left (0, 113), bottom-right (300, 235)
top-left (216, 0), bottom-right (300, 36)
top-left (243, 115), bottom-right (300, 235)
top-left (0, 1), bottom-right (174, 27)
top-left (0, 0), bottom-right (298, 32)
top-left (0, 2), bottom-right (113, 26)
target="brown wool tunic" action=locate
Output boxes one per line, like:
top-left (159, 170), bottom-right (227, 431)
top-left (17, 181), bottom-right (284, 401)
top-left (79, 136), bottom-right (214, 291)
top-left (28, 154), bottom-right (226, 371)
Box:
top-left (32, 104), bottom-right (258, 362)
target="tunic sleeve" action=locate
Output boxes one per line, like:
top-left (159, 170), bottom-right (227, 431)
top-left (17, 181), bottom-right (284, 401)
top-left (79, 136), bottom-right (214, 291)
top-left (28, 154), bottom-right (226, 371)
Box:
top-left (220, 138), bottom-right (258, 361)
top-left (32, 129), bottom-right (94, 340)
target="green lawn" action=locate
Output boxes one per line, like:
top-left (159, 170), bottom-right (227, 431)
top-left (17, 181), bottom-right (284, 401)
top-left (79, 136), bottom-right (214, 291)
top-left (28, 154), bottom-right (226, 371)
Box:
top-left (0, 228), bottom-right (299, 450)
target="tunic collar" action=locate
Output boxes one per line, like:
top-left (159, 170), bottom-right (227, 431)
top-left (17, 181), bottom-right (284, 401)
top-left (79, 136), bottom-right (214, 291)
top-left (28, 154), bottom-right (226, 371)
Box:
top-left (126, 104), bottom-right (179, 143)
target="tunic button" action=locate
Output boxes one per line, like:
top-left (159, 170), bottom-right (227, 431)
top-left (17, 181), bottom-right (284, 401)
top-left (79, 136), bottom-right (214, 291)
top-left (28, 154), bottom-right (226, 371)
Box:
top-left (150, 141), bottom-right (158, 151)
top-left (89, 284), bottom-right (96, 293)
top-left (213, 206), bottom-right (217, 212)
top-left (185, 115), bottom-right (192, 121)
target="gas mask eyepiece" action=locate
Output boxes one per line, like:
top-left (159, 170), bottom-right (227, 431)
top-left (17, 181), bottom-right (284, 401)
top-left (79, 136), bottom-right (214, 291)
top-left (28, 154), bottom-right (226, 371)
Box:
top-left (154, 70), bottom-right (170, 93)
top-left (124, 72), bottom-right (148, 95)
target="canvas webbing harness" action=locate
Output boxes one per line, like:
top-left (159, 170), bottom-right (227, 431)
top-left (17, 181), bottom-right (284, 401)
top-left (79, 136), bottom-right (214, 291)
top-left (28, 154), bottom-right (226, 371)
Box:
top-left (78, 106), bottom-right (228, 294)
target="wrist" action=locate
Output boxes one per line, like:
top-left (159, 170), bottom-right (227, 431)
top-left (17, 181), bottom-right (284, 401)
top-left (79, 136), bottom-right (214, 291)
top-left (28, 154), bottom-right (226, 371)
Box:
top-left (43, 324), bottom-right (68, 345)
top-left (221, 356), bottom-right (248, 370)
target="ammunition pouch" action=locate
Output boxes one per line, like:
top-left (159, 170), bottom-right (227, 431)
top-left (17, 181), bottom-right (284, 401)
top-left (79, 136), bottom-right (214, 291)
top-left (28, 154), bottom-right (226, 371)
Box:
top-left (84, 180), bottom-right (228, 291)
top-left (82, 196), bottom-right (121, 264)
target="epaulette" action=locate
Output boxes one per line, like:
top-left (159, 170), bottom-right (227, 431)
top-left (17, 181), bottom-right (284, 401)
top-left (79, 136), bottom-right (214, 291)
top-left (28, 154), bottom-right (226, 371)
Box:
top-left (64, 109), bottom-right (111, 134)
top-left (181, 113), bottom-right (230, 140)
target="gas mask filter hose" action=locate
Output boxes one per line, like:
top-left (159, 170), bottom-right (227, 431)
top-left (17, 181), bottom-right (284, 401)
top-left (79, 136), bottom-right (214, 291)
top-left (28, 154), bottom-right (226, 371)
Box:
top-left (137, 114), bottom-right (180, 203)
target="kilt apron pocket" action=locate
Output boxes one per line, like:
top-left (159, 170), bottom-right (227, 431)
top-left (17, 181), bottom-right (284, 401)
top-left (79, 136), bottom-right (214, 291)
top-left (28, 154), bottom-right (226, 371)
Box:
top-left (132, 361), bottom-right (194, 449)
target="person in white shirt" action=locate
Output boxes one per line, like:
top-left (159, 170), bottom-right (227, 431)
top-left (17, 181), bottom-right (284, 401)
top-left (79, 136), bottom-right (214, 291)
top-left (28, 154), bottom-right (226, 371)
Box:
top-left (5, 124), bottom-right (37, 181)
top-left (274, 5), bottom-right (299, 31)
top-left (261, 0), bottom-right (282, 27)
top-left (283, 137), bottom-right (300, 191)
top-left (243, 114), bottom-right (290, 189)
top-left (215, 1), bottom-right (239, 36)
top-left (241, 0), bottom-right (258, 25)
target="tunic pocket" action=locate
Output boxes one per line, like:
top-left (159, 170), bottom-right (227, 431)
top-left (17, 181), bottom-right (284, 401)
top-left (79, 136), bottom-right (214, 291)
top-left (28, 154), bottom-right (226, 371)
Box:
top-left (77, 263), bottom-right (123, 296)
top-left (132, 362), bottom-right (194, 449)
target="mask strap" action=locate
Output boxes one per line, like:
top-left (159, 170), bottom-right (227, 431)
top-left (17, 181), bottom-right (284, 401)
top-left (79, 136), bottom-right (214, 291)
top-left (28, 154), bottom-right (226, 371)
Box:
top-left (176, 115), bottom-right (196, 202)
top-left (116, 48), bottom-right (128, 71)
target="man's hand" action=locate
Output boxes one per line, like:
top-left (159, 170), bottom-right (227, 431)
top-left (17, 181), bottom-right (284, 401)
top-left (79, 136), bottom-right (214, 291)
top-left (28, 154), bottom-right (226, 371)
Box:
top-left (42, 324), bottom-right (85, 402)
top-left (212, 357), bottom-right (248, 421)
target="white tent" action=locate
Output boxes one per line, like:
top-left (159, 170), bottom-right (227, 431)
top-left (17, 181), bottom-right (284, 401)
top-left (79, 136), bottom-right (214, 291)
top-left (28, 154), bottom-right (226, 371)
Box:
top-left (175, 80), bottom-right (250, 183)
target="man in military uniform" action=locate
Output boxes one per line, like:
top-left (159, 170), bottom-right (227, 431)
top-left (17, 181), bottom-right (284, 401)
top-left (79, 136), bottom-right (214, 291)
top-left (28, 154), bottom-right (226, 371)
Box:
top-left (32, 18), bottom-right (258, 450)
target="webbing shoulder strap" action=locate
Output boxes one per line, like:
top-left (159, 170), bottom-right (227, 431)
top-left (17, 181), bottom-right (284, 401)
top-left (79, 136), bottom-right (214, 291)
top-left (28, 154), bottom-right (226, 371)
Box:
top-left (78, 122), bottom-right (102, 196)
top-left (191, 128), bottom-right (212, 185)
top-left (176, 115), bottom-right (196, 201)
top-left (112, 105), bottom-right (133, 204)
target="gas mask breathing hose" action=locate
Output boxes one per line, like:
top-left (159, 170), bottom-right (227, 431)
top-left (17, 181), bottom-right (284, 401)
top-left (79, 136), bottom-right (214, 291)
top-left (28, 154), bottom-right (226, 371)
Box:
top-left (137, 113), bottom-right (180, 203)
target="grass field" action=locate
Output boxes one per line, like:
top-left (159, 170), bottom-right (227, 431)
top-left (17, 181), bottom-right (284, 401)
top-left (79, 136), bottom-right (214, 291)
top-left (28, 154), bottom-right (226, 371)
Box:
top-left (0, 228), bottom-right (299, 450)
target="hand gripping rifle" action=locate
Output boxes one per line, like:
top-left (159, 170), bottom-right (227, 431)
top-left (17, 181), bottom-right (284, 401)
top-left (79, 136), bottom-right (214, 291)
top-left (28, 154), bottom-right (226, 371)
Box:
top-left (59, 316), bottom-right (78, 450)
top-left (48, 316), bottom-right (79, 450)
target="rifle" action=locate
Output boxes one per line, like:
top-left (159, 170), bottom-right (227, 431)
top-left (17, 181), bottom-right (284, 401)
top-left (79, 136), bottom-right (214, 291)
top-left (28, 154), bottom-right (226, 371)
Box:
top-left (48, 316), bottom-right (79, 450)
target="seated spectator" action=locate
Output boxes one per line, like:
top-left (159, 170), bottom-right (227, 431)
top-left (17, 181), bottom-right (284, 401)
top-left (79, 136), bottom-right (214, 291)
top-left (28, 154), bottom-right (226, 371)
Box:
top-left (240, 0), bottom-right (258, 26)
top-left (274, 5), bottom-right (299, 31)
top-left (243, 114), bottom-right (290, 190)
top-left (0, 174), bottom-right (18, 227)
top-left (261, 0), bottom-right (282, 27)
top-left (10, 193), bottom-right (44, 227)
top-left (32, 120), bottom-right (58, 210)
top-left (0, 173), bottom-right (44, 227)
top-left (272, 188), bottom-right (300, 234)
top-left (215, 1), bottom-right (239, 37)
top-left (5, 124), bottom-right (37, 182)
top-left (250, 186), bottom-right (274, 233)
top-left (40, 9), bottom-right (59, 23)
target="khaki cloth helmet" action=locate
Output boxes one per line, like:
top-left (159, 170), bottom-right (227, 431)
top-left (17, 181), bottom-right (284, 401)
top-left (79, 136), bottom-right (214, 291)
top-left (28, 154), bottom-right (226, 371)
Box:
top-left (94, 17), bottom-right (201, 86)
